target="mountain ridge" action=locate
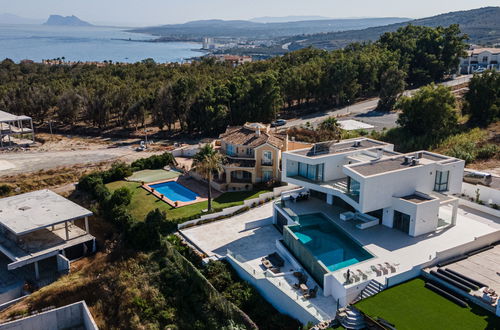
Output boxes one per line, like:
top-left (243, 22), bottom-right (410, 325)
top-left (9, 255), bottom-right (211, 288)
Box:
top-left (287, 6), bottom-right (500, 49)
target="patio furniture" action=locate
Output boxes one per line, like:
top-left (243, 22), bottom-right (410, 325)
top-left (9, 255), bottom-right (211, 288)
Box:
top-left (385, 262), bottom-right (397, 273)
top-left (300, 283), bottom-right (309, 294)
top-left (378, 264), bottom-right (388, 275)
top-left (357, 269), bottom-right (368, 280)
top-left (304, 285), bottom-right (319, 299)
top-left (371, 265), bottom-right (382, 276)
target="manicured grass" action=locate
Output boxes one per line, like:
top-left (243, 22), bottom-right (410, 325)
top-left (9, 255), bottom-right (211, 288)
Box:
top-left (106, 181), bottom-right (271, 221)
top-left (126, 169), bottom-right (180, 183)
top-left (356, 278), bottom-right (499, 330)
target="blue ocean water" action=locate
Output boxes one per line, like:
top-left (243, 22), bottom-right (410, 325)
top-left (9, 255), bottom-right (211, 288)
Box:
top-left (149, 181), bottom-right (199, 202)
top-left (0, 24), bottom-right (202, 63)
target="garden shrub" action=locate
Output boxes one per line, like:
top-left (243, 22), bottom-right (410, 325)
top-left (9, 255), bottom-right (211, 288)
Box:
top-left (0, 184), bottom-right (13, 197)
top-left (131, 152), bottom-right (175, 171)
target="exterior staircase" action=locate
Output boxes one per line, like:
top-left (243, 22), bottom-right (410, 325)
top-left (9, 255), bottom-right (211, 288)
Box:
top-left (352, 279), bottom-right (386, 304)
top-left (336, 306), bottom-right (366, 329)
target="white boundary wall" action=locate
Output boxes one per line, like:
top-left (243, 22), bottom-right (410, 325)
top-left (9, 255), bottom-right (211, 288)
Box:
top-left (178, 185), bottom-right (297, 229)
top-left (0, 301), bottom-right (98, 330)
top-left (462, 182), bottom-right (500, 205)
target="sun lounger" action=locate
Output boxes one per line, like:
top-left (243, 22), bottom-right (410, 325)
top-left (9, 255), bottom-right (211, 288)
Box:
top-left (304, 285), bottom-right (319, 299)
top-left (378, 264), bottom-right (388, 275)
top-left (371, 265), bottom-right (382, 276)
top-left (357, 269), bottom-right (368, 280)
top-left (385, 262), bottom-right (397, 273)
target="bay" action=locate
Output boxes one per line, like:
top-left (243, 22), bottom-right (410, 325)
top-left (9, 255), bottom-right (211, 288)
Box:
top-left (0, 24), bottom-right (202, 63)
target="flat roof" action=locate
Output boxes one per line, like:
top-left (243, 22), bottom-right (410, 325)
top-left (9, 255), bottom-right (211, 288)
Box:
top-left (0, 110), bottom-right (31, 122)
top-left (348, 152), bottom-right (455, 177)
top-left (292, 138), bottom-right (390, 157)
top-left (0, 190), bottom-right (92, 236)
top-left (401, 194), bottom-right (433, 204)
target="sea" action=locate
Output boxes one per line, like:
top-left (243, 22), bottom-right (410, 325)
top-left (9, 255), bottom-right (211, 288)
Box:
top-left (0, 24), bottom-right (202, 63)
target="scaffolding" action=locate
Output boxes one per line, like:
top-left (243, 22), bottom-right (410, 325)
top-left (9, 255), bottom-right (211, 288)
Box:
top-left (0, 110), bottom-right (34, 148)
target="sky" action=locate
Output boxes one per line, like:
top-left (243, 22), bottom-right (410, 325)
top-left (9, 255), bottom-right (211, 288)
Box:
top-left (1, 0), bottom-right (499, 26)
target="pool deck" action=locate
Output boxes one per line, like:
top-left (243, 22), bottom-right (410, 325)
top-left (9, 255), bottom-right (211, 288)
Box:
top-left (279, 198), bottom-right (500, 284)
top-left (181, 202), bottom-right (338, 321)
top-left (142, 175), bottom-right (221, 208)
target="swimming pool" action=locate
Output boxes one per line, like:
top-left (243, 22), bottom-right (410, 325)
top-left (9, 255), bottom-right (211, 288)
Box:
top-left (285, 213), bottom-right (372, 273)
top-left (149, 181), bottom-right (199, 202)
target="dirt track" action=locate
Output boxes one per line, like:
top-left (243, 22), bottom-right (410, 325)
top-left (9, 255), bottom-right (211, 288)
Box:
top-left (0, 147), bottom-right (162, 176)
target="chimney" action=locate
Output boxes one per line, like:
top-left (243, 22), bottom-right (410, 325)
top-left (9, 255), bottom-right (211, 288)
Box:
top-left (255, 128), bottom-right (261, 137)
top-left (376, 148), bottom-right (383, 159)
top-left (284, 134), bottom-right (289, 151)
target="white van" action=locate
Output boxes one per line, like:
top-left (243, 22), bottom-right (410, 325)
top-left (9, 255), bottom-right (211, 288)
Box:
top-left (463, 170), bottom-right (493, 186)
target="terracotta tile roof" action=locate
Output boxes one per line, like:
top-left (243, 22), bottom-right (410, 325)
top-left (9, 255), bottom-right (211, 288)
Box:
top-left (220, 126), bottom-right (285, 149)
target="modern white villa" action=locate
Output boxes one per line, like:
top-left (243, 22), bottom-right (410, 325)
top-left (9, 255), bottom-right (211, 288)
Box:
top-left (181, 138), bottom-right (500, 324)
top-left (278, 138), bottom-right (463, 237)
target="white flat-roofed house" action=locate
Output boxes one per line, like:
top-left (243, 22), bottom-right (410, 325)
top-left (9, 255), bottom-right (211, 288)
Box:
top-left (279, 138), bottom-right (464, 237)
top-left (459, 48), bottom-right (500, 74)
top-left (0, 190), bottom-right (95, 304)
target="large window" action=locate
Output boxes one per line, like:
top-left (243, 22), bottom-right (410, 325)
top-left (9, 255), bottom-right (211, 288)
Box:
top-left (347, 177), bottom-right (361, 202)
top-left (262, 151), bottom-right (273, 165)
top-left (294, 162), bottom-right (324, 182)
top-left (262, 170), bottom-right (273, 182)
top-left (434, 170), bottom-right (449, 192)
top-left (226, 144), bottom-right (236, 156)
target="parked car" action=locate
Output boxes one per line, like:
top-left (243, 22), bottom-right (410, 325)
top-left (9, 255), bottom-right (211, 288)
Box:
top-left (271, 119), bottom-right (287, 127)
top-left (463, 170), bottom-right (492, 186)
top-left (473, 67), bottom-right (486, 74)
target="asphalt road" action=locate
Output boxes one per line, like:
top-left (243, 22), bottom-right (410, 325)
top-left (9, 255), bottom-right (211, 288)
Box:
top-left (282, 75), bottom-right (472, 131)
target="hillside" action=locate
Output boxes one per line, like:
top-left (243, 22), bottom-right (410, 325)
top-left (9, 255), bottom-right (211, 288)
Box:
top-left (287, 6), bottom-right (500, 50)
top-left (0, 13), bottom-right (43, 25)
top-left (131, 17), bottom-right (410, 39)
top-left (44, 15), bottom-right (92, 27)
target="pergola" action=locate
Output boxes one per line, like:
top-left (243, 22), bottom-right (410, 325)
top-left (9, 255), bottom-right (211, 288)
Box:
top-left (0, 110), bottom-right (34, 148)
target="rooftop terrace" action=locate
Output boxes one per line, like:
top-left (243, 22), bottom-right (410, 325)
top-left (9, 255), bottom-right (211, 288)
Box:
top-left (292, 138), bottom-right (389, 157)
top-left (347, 152), bottom-right (458, 177)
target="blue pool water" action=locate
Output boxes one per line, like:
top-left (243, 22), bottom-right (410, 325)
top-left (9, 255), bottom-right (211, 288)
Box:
top-left (290, 213), bottom-right (372, 272)
top-left (149, 181), bottom-right (199, 202)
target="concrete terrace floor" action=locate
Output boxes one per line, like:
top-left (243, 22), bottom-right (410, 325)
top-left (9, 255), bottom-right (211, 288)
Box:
top-left (279, 198), bottom-right (500, 282)
top-left (180, 202), bottom-right (338, 319)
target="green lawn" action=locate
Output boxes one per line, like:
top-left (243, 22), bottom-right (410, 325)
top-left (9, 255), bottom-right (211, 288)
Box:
top-left (356, 278), bottom-right (499, 330)
top-left (106, 181), bottom-right (271, 221)
top-left (126, 169), bottom-right (180, 183)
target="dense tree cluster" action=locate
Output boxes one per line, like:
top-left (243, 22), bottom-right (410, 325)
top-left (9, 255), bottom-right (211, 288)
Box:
top-left (0, 24), bottom-right (467, 136)
top-left (464, 70), bottom-right (500, 126)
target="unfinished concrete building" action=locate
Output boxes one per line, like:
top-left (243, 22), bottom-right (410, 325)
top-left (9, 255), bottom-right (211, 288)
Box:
top-left (0, 111), bottom-right (34, 148)
top-left (0, 190), bottom-right (95, 304)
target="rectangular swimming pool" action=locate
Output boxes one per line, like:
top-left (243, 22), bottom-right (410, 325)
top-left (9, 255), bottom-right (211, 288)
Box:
top-left (149, 181), bottom-right (199, 202)
top-left (286, 213), bottom-right (372, 273)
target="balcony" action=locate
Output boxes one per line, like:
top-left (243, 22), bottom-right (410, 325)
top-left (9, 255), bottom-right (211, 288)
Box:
top-left (261, 161), bottom-right (273, 166)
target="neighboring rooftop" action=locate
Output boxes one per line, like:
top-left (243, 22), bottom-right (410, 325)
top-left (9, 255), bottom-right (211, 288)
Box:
top-left (0, 111), bottom-right (31, 122)
top-left (467, 47), bottom-right (500, 55)
top-left (0, 190), bottom-right (92, 236)
top-left (292, 138), bottom-right (390, 157)
top-left (219, 123), bottom-right (286, 149)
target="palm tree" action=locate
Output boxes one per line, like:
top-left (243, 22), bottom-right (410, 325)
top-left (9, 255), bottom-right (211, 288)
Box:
top-left (193, 144), bottom-right (224, 212)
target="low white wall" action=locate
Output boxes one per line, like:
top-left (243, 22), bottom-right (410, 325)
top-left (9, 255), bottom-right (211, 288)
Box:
top-left (0, 301), bottom-right (98, 330)
top-left (462, 181), bottom-right (500, 205)
top-left (0, 283), bottom-right (23, 306)
top-left (57, 254), bottom-right (70, 274)
top-left (171, 146), bottom-right (200, 157)
top-left (178, 185), bottom-right (296, 229)
top-left (458, 198), bottom-right (500, 218)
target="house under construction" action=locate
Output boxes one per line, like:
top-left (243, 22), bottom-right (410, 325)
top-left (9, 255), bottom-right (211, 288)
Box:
top-left (0, 110), bottom-right (34, 148)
